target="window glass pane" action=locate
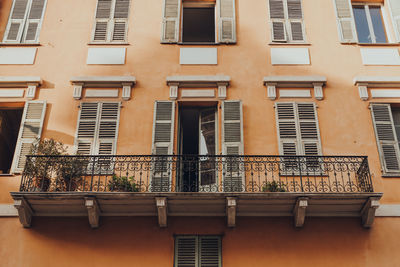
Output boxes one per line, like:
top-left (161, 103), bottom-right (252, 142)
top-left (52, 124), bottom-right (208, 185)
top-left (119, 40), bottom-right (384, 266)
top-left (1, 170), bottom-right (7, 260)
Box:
top-left (353, 6), bottom-right (372, 43)
top-left (391, 108), bottom-right (400, 149)
top-left (369, 6), bottom-right (387, 43)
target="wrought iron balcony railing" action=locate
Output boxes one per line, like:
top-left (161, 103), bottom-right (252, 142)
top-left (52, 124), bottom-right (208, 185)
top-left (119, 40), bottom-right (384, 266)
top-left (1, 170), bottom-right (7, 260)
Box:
top-left (19, 155), bottom-right (373, 193)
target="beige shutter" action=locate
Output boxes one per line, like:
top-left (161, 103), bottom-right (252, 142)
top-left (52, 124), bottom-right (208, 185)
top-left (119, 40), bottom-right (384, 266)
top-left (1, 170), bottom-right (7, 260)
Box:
top-left (23, 0), bottom-right (46, 43)
top-left (93, 0), bottom-right (113, 42)
top-left (96, 102), bottom-right (120, 155)
top-left (11, 101), bottom-right (46, 173)
top-left (112, 0), bottom-right (130, 42)
top-left (151, 101), bottom-right (175, 191)
top-left (161, 0), bottom-right (181, 43)
top-left (218, 0), bottom-right (236, 43)
top-left (297, 103), bottom-right (322, 156)
top-left (3, 0), bottom-right (30, 43)
top-left (287, 0), bottom-right (304, 42)
top-left (388, 0), bottom-right (400, 42)
top-left (174, 236), bottom-right (198, 267)
top-left (222, 101), bottom-right (244, 192)
top-left (199, 236), bottom-right (222, 267)
top-left (269, 0), bottom-right (287, 42)
top-left (276, 102), bottom-right (299, 156)
top-left (371, 104), bottom-right (400, 174)
top-left (333, 0), bottom-right (357, 43)
top-left (75, 102), bottom-right (99, 155)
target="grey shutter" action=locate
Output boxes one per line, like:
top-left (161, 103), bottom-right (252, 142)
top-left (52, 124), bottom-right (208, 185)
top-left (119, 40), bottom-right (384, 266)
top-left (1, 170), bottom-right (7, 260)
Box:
top-left (222, 101), bottom-right (244, 192)
top-left (371, 104), bottom-right (400, 174)
top-left (175, 236), bottom-right (198, 267)
top-left (11, 101), bottom-right (46, 173)
top-left (269, 0), bottom-right (287, 42)
top-left (93, 0), bottom-right (113, 42)
top-left (287, 0), bottom-right (304, 42)
top-left (161, 0), bottom-right (181, 43)
top-left (218, 0), bottom-right (236, 43)
top-left (388, 0), bottom-right (400, 42)
top-left (297, 103), bottom-right (322, 156)
top-left (199, 236), bottom-right (221, 267)
top-left (75, 102), bottom-right (99, 155)
top-left (3, 0), bottom-right (30, 43)
top-left (23, 0), bottom-right (46, 43)
top-left (112, 0), bottom-right (130, 42)
top-left (276, 103), bottom-right (299, 155)
top-left (333, 0), bottom-right (357, 43)
top-left (96, 102), bottom-right (120, 155)
top-left (151, 101), bottom-right (175, 191)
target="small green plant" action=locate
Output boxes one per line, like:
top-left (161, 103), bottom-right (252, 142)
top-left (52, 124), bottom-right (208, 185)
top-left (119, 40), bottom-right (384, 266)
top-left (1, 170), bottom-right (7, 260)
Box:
top-left (262, 181), bottom-right (286, 192)
top-left (108, 174), bottom-right (140, 192)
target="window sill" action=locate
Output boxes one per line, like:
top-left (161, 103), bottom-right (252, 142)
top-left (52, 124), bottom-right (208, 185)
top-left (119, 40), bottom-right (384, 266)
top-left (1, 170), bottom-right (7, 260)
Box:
top-left (269, 42), bottom-right (311, 46)
top-left (88, 42), bottom-right (130, 46)
top-left (341, 42), bottom-right (399, 46)
top-left (0, 174), bottom-right (15, 177)
top-left (0, 43), bottom-right (41, 47)
top-left (178, 42), bottom-right (220, 45)
top-left (382, 173), bottom-right (400, 178)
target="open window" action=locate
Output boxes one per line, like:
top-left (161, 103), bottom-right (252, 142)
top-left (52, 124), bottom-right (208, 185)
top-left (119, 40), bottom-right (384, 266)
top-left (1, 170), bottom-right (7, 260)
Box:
top-left (182, 3), bottom-right (215, 43)
top-left (353, 3), bottom-right (387, 43)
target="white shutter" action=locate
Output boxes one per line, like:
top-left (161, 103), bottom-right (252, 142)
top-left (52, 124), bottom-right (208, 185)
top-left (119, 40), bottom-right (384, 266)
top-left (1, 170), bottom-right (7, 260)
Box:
top-left (92, 0), bottom-right (113, 42)
top-left (218, 0), bottom-right (236, 43)
top-left (371, 104), bottom-right (400, 174)
top-left (333, 0), bottom-right (357, 43)
top-left (151, 101), bottom-right (175, 191)
top-left (222, 101), bottom-right (244, 192)
top-left (111, 0), bottom-right (130, 42)
top-left (23, 0), bottom-right (46, 43)
top-left (388, 0), bottom-right (400, 42)
top-left (161, 0), bottom-right (181, 43)
top-left (174, 236), bottom-right (198, 267)
top-left (3, 0), bottom-right (30, 43)
top-left (276, 102), bottom-right (299, 155)
top-left (75, 102), bottom-right (99, 155)
top-left (96, 102), bottom-right (120, 155)
top-left (199, 236), bottom-right (221, 267)
top-left (287, 0), bottom-right (305, 42)
top-left (297, 103), bottom-right (322, 156)
top-left (269, 0), bottom-right (287, 42)
top-left (11, 101), bottom-right (46, 173)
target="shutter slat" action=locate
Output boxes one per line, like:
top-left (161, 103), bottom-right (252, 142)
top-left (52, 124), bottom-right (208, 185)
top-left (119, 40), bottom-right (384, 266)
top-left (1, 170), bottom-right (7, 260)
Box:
top-left (333, 0), bottom-right (357, 42)
top-left (112, 21), bottom-right (127, 41)
top-left (272, 21), bottom-right (286, 42)
top-left (96, 0), bottom-right (112, 18)
top-left (287, 0), bottom-right (302, 19)
top-left (269, 0), bottom-right (285, 19)
top-left (24, 22), bottom-right (39, 41)
top-left (28, 0), bottom-right (45, 19)
top-left (93, 21), bottom-right (109, 41)
top-left (12, 0), bottom-right (29, 19)
top-left (290, 21), bottom-right (304, 41)
top-left (114, 0), bottom-right (130, 18)
top-left (218, 0), bottom-right (236, 43)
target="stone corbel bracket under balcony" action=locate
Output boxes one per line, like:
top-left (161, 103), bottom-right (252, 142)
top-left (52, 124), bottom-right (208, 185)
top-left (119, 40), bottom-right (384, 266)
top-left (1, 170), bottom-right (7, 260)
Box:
top-left (70, 76), bottom-right (136, 101)
top-left (0, 76), bottom-right (43, 100)
top-left (167, 75), bottom-right (230, 100)
top-left (354, 76), bottom-right (400, 101)
top-left (263, 76), bottom-right (327, 101)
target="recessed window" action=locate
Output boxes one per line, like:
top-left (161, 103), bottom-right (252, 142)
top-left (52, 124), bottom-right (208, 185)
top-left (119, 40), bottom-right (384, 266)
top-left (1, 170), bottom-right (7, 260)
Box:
top-left (352, 4), bottom-right (387, 44)
top-left (182, 7), bottom-right (215, 43)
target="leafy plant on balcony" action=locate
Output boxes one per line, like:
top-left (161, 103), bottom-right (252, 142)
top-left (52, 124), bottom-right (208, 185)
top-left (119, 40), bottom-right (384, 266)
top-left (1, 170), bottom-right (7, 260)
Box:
top-left (262, 181), bottom-right (287, 192)
top-left (108, 174), bottom-right (140, 192)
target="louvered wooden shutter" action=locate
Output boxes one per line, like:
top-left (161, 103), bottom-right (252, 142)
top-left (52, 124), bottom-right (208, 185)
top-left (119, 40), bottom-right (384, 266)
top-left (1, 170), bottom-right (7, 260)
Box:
top-left (287, 0), bottom-right (304, 42)
top-left (269, 0), bottom-right (287, 42)
top-left (96, 102), bottom-right (120, 155)
top-left (388, 0), bottom-right (400, 42)
top-left (112, 0), bottom-right (130, 41)
top-left (23, 0), bottom-right (46, 43)
top-left (151, 101), bottom-right (175, 191)
top-left (93, 0), bottom-right (113, 42)
top-left (75, 102), bottom-right (99, 155)
top-left (371, 104), bottom-right (400, 174)
top-left (276, 102), bottom-right (299, 155)
top-left (218, 0), bottom-right (236, 43)
top-left (175, 236), bottom-right (198, 267)
top-left (297, 103), bottom-right (321, 156)
top-left (333, 0), bottom-right (357, 43)
top-left (199, 236), bottom-right (221, 267)
top-left (222, 101), bottom-right (244, 192)
top-left (11, 101), bottom-right (46, 173)
top-left (3, 0), bottom-right (30, 43)
top-left (161, 0), bottom-right (181, 43)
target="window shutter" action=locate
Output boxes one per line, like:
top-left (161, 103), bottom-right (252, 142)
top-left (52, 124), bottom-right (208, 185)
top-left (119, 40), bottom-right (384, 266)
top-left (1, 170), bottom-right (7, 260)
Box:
top-left (151, 101), bottom-right (175, 191)
top-left (96, 102), bottom-right (120, 155)
top-left (3, 0), bottom-right (30, 43)
top-left (75, 102), bottom-right (99, 155)
top-left (11, 101), bottom-right (46, 173)
top-left (222, 101), bottom-right (244, 192)
top-left (112, 0), bottom-right (130, 42)
top-left (161, 0), bottom-right (181, 43)
top-left (276, 102), bottom-right (299, 155)
top-left (23, 0), bottom-right (46, 43)
top-left (287, 0), bottom-right (304, 42)
top-left (371, 104), bottom-right (400, 174)
top-left (93, 0), bottom-right (113, 42)
top-left (174, 236), bottom-right (198, 267)
top-left (218, 0), bottom-right (236, 43)
top-left (199, 236), bottom-right (221, 267)
top-left (388, 0), bottom-right (400, 42)
top-left (297, 103), bottom-right (322, 156)
top-left (269, 0), bottom-right (286, 42)
top-left (333, 0), bottom-right (357, 43)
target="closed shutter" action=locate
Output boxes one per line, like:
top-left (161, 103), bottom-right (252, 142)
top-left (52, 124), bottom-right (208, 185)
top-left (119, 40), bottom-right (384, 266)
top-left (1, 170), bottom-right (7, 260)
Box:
top-left (297, 103), bottom-right (322, 157)
top-left (3, 0), bottom-right (30, 43)
top-left (269, 0), bottom-right (287, 42)
top-left (76, 102), bottom-right (99, 155)
top-left (92, 0), bottom-right (130, 42)
top-left (388, 0), bottom-right (400, 42)
top-left (222, 101), bottom-right (244, 192)
top-left (11, 101), bottom-right (46, 173)
top-left (23, 0), bottom-right (46, 43)
top-left (175, 236), bottom-right (198, 267)
top-left (371, 104), bottom-right (400, 174)
top-left (276, 102), bottom-right (299, 155)
top-left (151, 101), bottom-right (175, 191)
top-left (269, 0), bottom-right (304, 42)
top-left (174, 236), bottom-right (221, 267)
top-left (287, 0), bottom-right (304, 42)
top-left (96, 102), bottom-right (120, 155)
top-left (218, 0), bottom-right (236, 43)
top-left (161, 0), bottom-right (181, 43)
top-left (333, 0), bottom-right (357, 43)
top-left (199, 236), bottom-right (221, 267)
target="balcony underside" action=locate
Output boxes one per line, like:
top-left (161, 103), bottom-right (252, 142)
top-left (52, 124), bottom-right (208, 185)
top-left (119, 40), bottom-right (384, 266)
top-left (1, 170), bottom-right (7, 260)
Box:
top-left (11, 192), bottom-right (382, 229)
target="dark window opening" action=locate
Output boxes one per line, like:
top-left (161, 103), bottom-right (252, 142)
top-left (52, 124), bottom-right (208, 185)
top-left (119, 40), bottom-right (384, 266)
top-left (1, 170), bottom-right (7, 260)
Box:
top-left (182, 7), bottom-right (215, 43)
top-left (0, 109), bottom-right (23, 174)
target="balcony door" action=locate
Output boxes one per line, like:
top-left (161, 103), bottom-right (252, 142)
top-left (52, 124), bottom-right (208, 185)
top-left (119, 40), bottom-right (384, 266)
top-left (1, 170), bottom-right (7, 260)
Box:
top-left (178, 105), bottom-right (217, 192)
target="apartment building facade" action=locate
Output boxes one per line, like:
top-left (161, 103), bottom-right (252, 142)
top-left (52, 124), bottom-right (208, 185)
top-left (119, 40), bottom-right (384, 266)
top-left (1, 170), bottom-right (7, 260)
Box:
top-left (0, 0), bottom-right (400, 266)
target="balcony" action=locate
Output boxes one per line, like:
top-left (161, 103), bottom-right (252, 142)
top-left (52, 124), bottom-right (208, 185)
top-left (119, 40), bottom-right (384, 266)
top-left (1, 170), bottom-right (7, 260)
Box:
top-left (11, 155), bottom-right (382, 228)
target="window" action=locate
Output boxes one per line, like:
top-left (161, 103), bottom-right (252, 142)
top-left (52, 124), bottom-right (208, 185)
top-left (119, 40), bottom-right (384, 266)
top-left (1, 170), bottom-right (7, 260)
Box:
top-left (75, 102), bottom-right (120, 155)
top-left (161, 0), bottom-right (236, 44)
top-left (3, 0), bottom-right (47, 43)
top-left (268, 0), bottom-right (306, 42)
top-left (371, 104), bottom-right (400, 175)
top-left (353, 4), bottom-right (387, 43)
top-left (92, 0), bottom-right (131, 43)
top-left (174, 236), bottom-right (221, 267)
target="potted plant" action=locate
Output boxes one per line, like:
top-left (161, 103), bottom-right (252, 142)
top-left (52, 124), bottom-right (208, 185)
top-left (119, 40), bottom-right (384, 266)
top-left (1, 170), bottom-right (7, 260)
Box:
top-left (262, 181), bottom-right (287, 192)
top-left (108, 174), bottom-right (140, 192)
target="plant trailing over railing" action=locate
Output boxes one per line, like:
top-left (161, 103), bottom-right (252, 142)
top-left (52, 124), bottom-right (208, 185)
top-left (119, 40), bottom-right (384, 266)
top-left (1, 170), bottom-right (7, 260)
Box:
top-left (108, 175), bottom-right (140, 192)
top-left (262, 181), bottom-right (287, 192)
